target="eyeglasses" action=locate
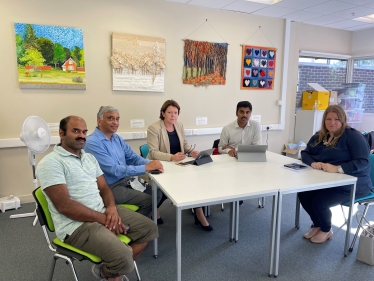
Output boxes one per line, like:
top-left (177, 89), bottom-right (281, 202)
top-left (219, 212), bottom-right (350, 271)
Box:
top-left (185, 144), bottom-right (196, 155)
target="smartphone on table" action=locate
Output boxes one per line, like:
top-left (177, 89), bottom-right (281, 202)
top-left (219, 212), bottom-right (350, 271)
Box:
top-left (284, 163), bottom-right (307, 170)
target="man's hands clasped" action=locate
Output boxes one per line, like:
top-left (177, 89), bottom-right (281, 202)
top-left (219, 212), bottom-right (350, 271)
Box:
top-left (102, 205), bottom-right (127, 235)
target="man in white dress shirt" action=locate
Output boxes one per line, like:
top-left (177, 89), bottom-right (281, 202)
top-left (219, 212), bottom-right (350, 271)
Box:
top-left (218, 101), bottom-right (262, 205)
top-left (218, 101), bottom-right (262, 156)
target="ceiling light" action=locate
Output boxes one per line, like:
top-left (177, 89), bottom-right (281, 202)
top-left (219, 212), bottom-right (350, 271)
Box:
top-left (245, 0), bottom-right (283, 5)
top-left (353, 14), bottom-right (374, 23)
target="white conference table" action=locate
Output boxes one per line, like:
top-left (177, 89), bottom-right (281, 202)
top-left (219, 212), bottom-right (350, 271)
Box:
top-left (272, 159), bottom-right (357, 277)
top-left (148, 152), bottom-right (358, 280)
top-left (148, 154), bottom-right (279, 281)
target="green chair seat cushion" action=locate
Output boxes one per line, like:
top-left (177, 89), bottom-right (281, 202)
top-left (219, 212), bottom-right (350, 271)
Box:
top-left (117, 233), bottom-right (131, 244)
top-left (118, 204), bottom-right (140, 212)
top-left (53, 238), bottom-right (102, 263)
top-left (53, 233), bottom-right (131, 263)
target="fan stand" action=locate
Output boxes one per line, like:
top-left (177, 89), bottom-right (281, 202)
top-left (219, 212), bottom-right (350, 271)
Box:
top-left (9, 158), bottom-right (39, 226)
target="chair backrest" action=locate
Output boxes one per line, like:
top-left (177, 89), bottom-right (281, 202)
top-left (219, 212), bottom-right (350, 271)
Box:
top-left (212, 139), bottom-right (220, 155)
top-left (364, 131), bottom-right (374, 151)
top-left (33, 187), bottom-right (55, 232)
top-left (369, 154), bottom-right (374, 185)
top-left (212, 139), bottom-right (220, 148)
top-left (139, 144), bottom-right (149, 158)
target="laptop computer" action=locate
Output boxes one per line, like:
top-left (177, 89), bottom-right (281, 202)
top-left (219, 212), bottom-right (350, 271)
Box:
top-left (182, 148), bottom-right (214, 165)
top-left (235, 144), bottom-right (268, 162)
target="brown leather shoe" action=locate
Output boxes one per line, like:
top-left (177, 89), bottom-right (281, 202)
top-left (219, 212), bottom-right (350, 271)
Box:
top-left (310, 229), bottom-right (333, 244)
top-left (303, 227), bottom-right (320, 239)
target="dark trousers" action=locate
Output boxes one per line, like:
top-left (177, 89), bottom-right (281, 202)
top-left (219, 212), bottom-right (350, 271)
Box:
top-left (298, 184), bottom-right (371, 232)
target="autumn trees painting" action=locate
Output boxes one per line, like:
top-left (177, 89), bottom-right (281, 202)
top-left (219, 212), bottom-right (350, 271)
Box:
top-left (182, 39), bottom-right (228, 87)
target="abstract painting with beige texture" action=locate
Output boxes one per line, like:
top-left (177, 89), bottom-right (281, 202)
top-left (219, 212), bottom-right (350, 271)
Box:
top-left (111, 33), bottom-right (166, 92)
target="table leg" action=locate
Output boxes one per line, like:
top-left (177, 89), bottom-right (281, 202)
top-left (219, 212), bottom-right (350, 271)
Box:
top-left (268, 193), bottom-right (278, 277)
top-left (345, 183), bottom-right (356, 257)
top-left (152, 180), bottom-right (158, 258)
top-left (176, 206), bottom-right (182, 281)
top-left (235, 201), bottom-right (239, 242)
top-left (229, 202), bottom-right (235, 242)
top-left (295, 195), bottom-right (300, 229)
top-left (273, 192), bottom-right (282, 277)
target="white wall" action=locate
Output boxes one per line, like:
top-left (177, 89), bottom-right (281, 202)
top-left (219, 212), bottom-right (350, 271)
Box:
top-left (0, 0), bottom-right (355, 202)
top-left (352, 28), bottom-right (374, 57)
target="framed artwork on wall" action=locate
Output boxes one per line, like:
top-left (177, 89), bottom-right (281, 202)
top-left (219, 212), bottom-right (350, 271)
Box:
top-left (111, 33), bottom-right (166, 92)
top-left (182, 39), bottom-right (228, 87)
top-left (241, 45), bottom-right (276, 90)
top-left (14, 23), bottom-right (85, 89)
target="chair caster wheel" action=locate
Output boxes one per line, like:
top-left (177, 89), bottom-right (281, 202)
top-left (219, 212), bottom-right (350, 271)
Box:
top-left (349, 248), bottom-right (353, 252)
top-left (274, 275), bottom-right (278, 278)
top-left (344, 254), bottom-right (347, 257)
top-left (154, 255), bottom-right (158, 259)
top-left (296, 226), bottom-right (300, 230)
top-left (235, 240), bottom-right (238, 243)
top-left (268, 274), bottom-right (273, 277)
top-left (229, 238), bottom-right (233, 242)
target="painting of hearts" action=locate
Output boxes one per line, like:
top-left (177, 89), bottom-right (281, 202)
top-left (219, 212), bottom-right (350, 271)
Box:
top-left (241, 45), bottom-right (276, 90)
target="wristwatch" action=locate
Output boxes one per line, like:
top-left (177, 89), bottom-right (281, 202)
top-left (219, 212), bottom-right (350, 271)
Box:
top-left (337, 165), bottom-right (344, 174)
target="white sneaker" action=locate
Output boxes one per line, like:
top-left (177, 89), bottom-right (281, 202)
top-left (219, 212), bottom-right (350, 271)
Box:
top-left (91, 264), bottom-right (104, 279)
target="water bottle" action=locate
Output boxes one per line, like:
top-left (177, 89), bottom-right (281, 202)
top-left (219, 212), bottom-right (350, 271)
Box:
top-left (313, 100), bottom-right (318, 110)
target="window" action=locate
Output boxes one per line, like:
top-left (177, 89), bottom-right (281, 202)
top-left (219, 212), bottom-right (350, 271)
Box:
top-left (296, 57), bottom-right (347, 107)
top-left (352, 59), bottom-right (374, 113)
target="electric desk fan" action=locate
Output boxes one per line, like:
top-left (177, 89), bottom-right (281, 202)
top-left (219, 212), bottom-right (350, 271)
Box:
top-left (10, 116), bottom-right (50, 226)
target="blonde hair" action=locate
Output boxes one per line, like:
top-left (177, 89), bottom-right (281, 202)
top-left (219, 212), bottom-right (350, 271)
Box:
top-left (313, 105), bottom-right (350, 148)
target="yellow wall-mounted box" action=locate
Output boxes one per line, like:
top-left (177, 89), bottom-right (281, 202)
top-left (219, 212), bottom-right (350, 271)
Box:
top-left (302, 83), bottom-right (329, 110)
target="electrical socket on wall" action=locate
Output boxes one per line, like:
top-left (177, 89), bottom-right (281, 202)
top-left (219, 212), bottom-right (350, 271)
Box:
top-left (132, 132), bottom-right (145, 139)
top-left (184, 129), bottom-right (192, 136)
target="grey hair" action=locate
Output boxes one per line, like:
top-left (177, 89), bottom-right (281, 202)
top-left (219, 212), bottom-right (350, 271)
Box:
top-left (97, 106), bottom-right (119, 120)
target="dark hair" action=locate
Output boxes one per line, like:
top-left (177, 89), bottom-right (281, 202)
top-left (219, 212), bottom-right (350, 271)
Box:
top-left (236, 101), bottom-right (252, 113)
top-left (59, 116), bottom-right (72, 136)
top-left (313, 105), bottom-right (350, 147)
top-left (159, 100), bottom-right (180, 120)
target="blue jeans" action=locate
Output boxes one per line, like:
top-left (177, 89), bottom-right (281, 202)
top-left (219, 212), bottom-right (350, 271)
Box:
top-left (298, 184), bottom-right (372, 232)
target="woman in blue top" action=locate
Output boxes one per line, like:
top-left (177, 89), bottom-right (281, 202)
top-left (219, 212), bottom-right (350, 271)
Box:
top-left (299, 105), bottom-right (372, 244)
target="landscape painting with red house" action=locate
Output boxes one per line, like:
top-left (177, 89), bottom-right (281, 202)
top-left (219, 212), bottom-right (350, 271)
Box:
top-left (14, 23), bottom-right (85, 89)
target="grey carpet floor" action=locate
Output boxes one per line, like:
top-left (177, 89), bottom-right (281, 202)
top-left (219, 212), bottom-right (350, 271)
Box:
top-left (1, 194), bottom-right (374, 281)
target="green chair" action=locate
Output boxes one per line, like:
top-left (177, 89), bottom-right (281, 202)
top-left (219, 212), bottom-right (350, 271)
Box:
top-left (139, 144), bottom-right (149, 158)
top-left (341, 153), bottom-right (374, 252)
top-left (32, 187), bottom-right (141, 281)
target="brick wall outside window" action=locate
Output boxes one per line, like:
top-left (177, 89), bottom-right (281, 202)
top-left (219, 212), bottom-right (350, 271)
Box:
top-left (297, 63), bottom-right (374, 113)
top-left (352, 68), bottom-right (374, 113)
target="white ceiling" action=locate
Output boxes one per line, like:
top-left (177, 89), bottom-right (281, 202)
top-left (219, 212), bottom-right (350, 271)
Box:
top-left (164, 0), bottom-right (374, 31)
